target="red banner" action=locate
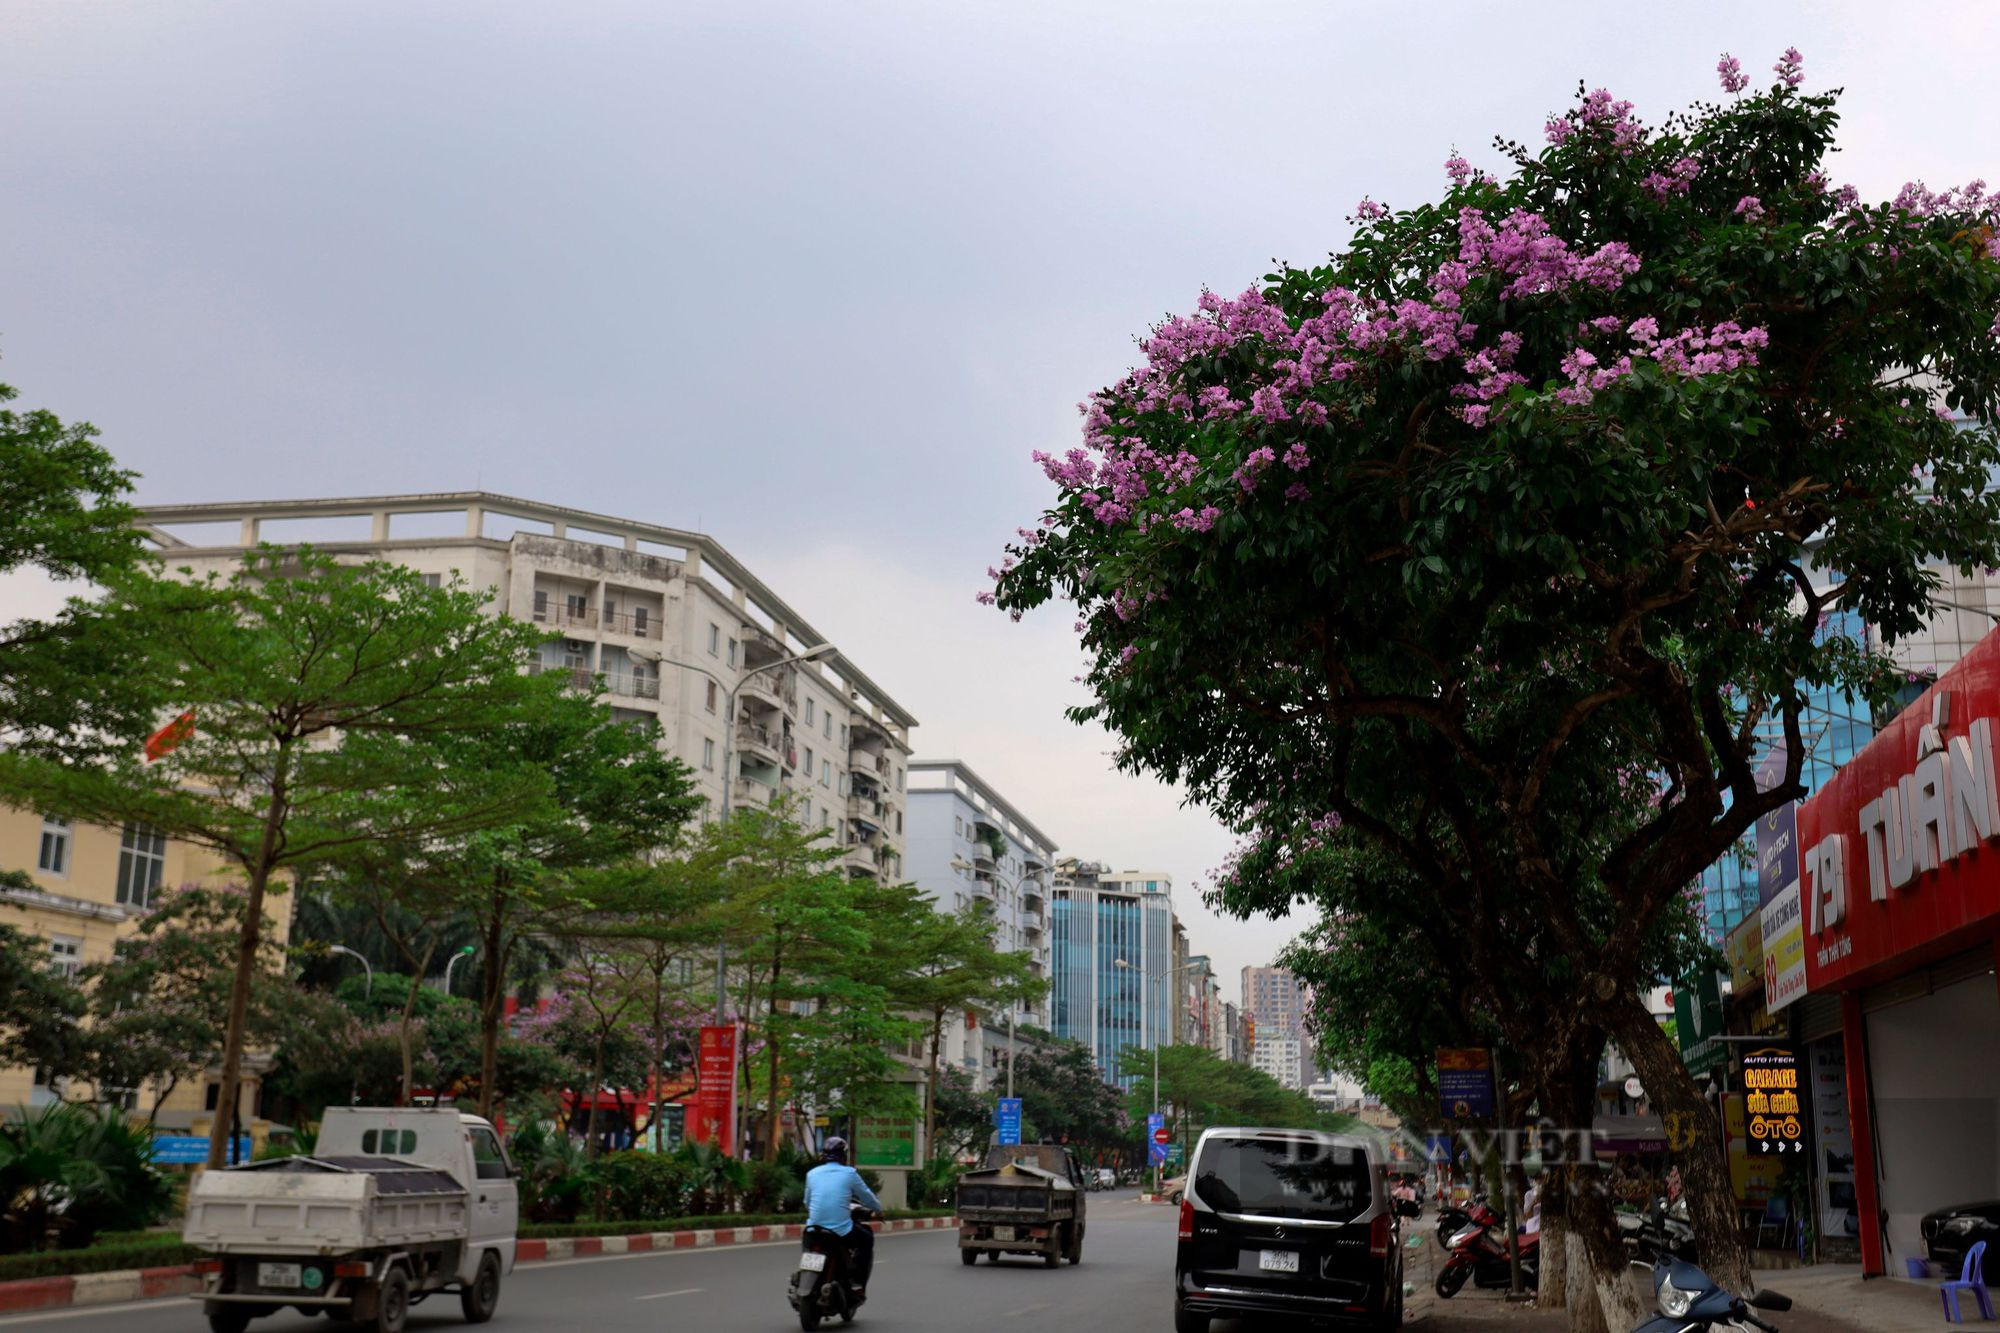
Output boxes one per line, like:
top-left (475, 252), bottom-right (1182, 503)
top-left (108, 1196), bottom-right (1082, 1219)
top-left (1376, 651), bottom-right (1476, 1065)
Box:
top-left (143, 709), bottom-right (196, 763)
top-left (688, 1024), bottom-right (739, 1155)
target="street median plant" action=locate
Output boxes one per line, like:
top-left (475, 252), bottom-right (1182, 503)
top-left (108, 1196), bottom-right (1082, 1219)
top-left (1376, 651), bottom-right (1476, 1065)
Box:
top-left (0, 1104), bottom-right (175, 1254)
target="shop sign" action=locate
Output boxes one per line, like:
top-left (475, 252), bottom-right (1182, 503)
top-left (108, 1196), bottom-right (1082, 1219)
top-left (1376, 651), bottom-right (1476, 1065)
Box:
top-left (1436, 1048), bottom-right (1495, 1119)
top-left (1760, 875), bottom-right (1807, 1011)
top-left (855, 1116), bottom-right (916, 1168)
top-left (1740, 1046), bottom-right (1804, 1155)
top-left (1673, 969), bottom-right (1727, 1076)
top-left (1721, 1094), bottom-right (1784, 1204)
top-left (1798, 632), bottom-right (2000, 992)
top-left (1754, 745), bottom-right (1799, 909)
top-left (1724, 914), bottom-right (1765, 994)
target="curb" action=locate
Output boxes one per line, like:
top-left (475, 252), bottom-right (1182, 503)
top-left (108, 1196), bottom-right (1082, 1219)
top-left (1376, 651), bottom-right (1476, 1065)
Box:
top-left (0, 1217), bottom-right (960, 1315)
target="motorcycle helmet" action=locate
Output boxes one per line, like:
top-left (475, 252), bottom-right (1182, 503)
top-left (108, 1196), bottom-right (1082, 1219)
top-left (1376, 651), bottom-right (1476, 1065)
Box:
top-left (823, 1136), bottom-right (850, 1164)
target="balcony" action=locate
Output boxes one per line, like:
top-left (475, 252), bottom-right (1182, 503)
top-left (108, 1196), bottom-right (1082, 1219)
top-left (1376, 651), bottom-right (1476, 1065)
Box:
top-left (529, 663), bottom-right (594, 691)
top-left (599, 607), bottom-right (661, 640)
top-left (741, 623), bottom-right (788, 667)
top-left (848, 746), bottom-right (890, 779)
top-left (602, 670), bottom-right (659, 700)
top-left (732, 778), bottom-right (775, 809)
top-left (531, 602), bottom-right (597, 632)
top-left (735, 720), bottom-right (783, 762)
top-left (848, 794), bottom-right (888, 828)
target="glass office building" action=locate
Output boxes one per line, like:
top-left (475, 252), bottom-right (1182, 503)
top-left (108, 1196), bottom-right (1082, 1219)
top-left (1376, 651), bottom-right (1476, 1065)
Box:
top-left (1050, 869), bottom-right (1176, 1086)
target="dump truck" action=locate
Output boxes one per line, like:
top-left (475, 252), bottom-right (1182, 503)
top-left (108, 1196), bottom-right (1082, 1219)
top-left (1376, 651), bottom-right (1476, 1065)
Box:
top-left (181, 1107), bottom-right (517, 1333)
top-left (955, 1142), bottom-right (1088, 1267)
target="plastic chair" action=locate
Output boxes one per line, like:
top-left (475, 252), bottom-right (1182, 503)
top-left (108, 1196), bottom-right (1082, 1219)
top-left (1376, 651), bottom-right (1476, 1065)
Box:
top-left (1941, 1240), bottom-right (1995, 1323)
top-left (1757, 1194), bottom-right (1791, 1251)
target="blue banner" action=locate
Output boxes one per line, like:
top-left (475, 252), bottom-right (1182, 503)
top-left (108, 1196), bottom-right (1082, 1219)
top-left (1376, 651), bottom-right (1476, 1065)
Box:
top-left (152, 1135), bottom-right (251, 1164)
top-left (1437, 1048), bottom-right (1496, 1119)
top-left (1147, 1112), bottom-right (1168, 1166)
top-left (995, 1097), bottom-right (1022, 1146)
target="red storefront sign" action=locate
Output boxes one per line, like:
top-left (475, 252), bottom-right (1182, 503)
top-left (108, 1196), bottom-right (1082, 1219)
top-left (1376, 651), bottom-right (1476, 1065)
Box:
top-left (1797, 629), bottom-right (2000, 993)
top-left (688, 1024), bottom-right (739, 1156)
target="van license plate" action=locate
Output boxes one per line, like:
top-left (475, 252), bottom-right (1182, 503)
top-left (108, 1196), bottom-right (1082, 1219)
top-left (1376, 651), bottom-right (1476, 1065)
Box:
top-left (257, 1263), bottom-right (302, 1288)
top-left (1259, 1250), bottom-right (1300, 1273)
top-left (993, 1226), bottom-right (1015, 1242)
top-left (798, 1252), bottom-right (827, 1272)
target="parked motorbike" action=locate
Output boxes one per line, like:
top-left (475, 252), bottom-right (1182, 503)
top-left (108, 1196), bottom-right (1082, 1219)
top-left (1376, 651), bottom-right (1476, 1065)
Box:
top-left (1626, 1196), bottom-right (1698, 1265)
top-left (1434, 1211), bottom-right (1539, 1298)
top-left (788, 1205), bottom-right (877, 1330)
top-left (1631, 1258), bottom-right (1791, 1332)
top-left (1434, 1196), bottom-right (1500, 1254)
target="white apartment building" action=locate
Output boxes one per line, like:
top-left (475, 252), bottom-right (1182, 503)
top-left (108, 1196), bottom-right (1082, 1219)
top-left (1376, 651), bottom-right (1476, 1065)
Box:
top-left (136, 493), bottom-right (917, 881)
top-left (1251, 1033), bottom-right (1304, 1092)
top-left (905, 760), bottom-right (1056, 1086)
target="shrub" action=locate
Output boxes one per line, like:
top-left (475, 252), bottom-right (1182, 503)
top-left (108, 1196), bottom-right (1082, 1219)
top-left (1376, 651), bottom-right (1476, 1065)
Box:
top-left (506, 1121), bottom-right (597, 1224)
top-left (599, 1151), bottom-right (688, 1221)
top-left (0, 1104), bottom-right (174, 1254)
top-left (905, 1157), bottom-right (960, 1211)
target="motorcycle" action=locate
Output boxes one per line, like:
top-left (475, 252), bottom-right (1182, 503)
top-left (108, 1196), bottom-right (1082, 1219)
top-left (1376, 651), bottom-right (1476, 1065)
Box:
top-left (1434, 1196), bottom-right (1500, 1253)
top-left (1632, 1258), bottom-right (1791, 1331)
top-left (1434, 1211), bottom-right (1539, 1298)
top-left (1625, 1196), bottom-right (1698, 1266)
top-left (788, 1205), bottom-right (877, 1330)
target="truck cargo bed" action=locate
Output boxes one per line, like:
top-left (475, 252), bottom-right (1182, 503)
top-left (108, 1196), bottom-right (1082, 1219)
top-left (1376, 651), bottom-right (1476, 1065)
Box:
top-left (184, 1155), bottom-right (468, 1256)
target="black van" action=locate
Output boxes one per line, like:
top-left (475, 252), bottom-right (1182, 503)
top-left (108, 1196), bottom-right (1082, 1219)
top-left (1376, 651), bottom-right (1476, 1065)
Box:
top-left (1173, 1127), bottom-right (1414, 1332)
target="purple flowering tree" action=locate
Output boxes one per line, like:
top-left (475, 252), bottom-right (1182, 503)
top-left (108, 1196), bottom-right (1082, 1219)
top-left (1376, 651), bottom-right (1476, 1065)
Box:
top-left (996, 50), bottom-right (2000, 1321)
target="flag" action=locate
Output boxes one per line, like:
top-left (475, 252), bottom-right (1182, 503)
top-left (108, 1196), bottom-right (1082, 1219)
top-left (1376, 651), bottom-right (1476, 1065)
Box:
top-left (144, 710), bottom-right (196, 763)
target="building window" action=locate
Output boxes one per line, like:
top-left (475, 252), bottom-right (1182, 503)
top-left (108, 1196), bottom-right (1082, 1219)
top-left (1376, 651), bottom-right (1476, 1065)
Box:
top-left (705, 680), bottom-right (718, 713)
top-left (634, 606), bottom-right (650, 635)
top-left (422, 572), bottom-right (442, 589)
top-left (702, 739), bottom-right (715, 771)
top-left (566, 593), bottom-right (588, 621)
top-left (840, 724), bottom-right (848, 749)
top-left (897, 767), bottom-right (905, 791)
top-left (805, 746), bottom-right (815, 777)
top-left (728, 638), bottom-right (738, 667)
top-left (822, 759), bottom-right (832, 786)
top-left (48, 936), bottom-right (82, 981)
top-left (823, 714), bottom-right (832, 739)
top-left (896, 811), bottom-right (903, 834)
top-left (117, 823), bottom-right (167, 909)
top-left (533, 589), bottom-right (549, 619)
top-left (955, 817), bottom-right (964, 836)
top-left (708, 623), bottom-right (720, 656)
top-left (37, 816), bottom-right (70, 876)
top-left (822, 806), bottom-right (832, 829)
top-left (806, 698), bottom-right (816, 726)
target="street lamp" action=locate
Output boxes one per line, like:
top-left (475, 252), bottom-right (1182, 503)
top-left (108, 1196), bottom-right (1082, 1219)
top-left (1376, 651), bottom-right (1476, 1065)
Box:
top-left (327, 944), bottom-right (373, 998)
top-left (659, 641), bottom-right (834, 1023)
top-left (1116, 956), bottom-right (1202, 1191)
top-left (441, 944), bottom-right (477, 995)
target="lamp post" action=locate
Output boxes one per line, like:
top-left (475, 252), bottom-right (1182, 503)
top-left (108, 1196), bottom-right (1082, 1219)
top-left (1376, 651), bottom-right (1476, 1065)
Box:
top-left (328, 944), bottom-right (373, 998)
top-left (662, 642), bottom-right (834, 1022)
top-left (441, 944), bottom-right (476, 995)
top-left (1116, 956), bottom-right (1200, 1192)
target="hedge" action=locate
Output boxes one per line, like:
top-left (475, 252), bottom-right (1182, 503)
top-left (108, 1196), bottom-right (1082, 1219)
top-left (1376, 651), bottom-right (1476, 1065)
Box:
top-left (520, 1207), bottom-right (955, 1239)
top-left (0, 1237), bottom-right (201, 1282)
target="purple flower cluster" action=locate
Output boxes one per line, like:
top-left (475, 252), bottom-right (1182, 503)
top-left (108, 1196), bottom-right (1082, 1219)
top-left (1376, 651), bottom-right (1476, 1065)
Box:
top-left (1735, 195), bottom-right (1766, 221)
top-left (1457, 207), bottom-right (1642, 300)
top-left (1641, 156), bottom-right (1702, 201)
top-left (1717, 53), bottom-right (1748, 94)
top-left (1774, 47), bottom-right (1804, 88)
top-left (1445, 152), bottom-right (1473, 187)
top-left (1553, 318), bottom-right (1769, 406)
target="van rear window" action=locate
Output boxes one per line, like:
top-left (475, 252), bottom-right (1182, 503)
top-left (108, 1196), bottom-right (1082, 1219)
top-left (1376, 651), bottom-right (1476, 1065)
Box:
top-left (1193, 1136), bottom-right (1372, 1221)
top-left (361, 1129), bottom-right (417, 1156)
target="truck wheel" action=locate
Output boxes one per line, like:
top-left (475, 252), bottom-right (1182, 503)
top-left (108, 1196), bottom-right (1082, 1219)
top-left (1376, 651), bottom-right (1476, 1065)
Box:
top-left (459, 1252), bottom-right (502, 1324)
top-left (208, 1312), bottom-right (253, 1333)
top-left (960, 1248), bottom-right (977, 1266)
top-left (374, 1268), bottom-right (411, 1333)
top-left (1042, 1244), bottom-right (1059, 1268)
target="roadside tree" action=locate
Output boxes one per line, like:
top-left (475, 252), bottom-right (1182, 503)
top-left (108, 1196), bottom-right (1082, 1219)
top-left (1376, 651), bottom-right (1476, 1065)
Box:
top-left (995, 51), bottom-right (2000, 1316)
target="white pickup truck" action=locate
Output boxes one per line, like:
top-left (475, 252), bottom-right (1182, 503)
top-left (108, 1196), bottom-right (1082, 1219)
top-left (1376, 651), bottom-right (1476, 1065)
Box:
top-left (182, 1107), bottom-right (518, 1333)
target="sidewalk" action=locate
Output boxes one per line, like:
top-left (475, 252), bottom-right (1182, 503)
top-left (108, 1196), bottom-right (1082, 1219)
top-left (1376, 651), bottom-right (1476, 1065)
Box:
top-left (1752, 1261), bottom-right (1966, 1333)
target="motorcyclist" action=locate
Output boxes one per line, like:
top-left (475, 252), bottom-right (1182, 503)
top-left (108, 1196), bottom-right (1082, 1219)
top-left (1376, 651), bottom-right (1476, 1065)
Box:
top-left (804, 1136), bottom-right (883, 1296)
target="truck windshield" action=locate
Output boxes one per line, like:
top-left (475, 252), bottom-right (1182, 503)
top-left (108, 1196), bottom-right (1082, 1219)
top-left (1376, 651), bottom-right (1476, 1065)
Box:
top-left (1193, 1136), bottom-right (1372, 1221)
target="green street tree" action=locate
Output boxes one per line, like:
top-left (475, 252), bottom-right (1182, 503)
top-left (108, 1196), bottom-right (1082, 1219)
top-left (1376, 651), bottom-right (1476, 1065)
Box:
top-left (1122, 1043), bottom-right (1318, 1144)
top-left (0, 377), bottom-right (158, 760)
top-left (81, 887), bottom-right (291, 1126)
top-left (0, 550), bottom-right (555, 1166)
top-left (1008, 1038), bottom-right (1127, 1158)
top-left (995, 54), bottom-right (2000, 1316)
top-left (0, 873), bottom-right (90, 1087)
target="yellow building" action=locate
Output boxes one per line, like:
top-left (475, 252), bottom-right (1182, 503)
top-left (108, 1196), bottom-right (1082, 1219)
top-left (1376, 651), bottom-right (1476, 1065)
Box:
top-left (0, 806), bottom-right (286, 1137)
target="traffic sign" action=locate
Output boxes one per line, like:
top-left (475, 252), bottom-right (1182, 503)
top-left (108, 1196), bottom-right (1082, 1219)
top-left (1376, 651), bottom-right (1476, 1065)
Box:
top-left (995, 1097), bottom-right (1023, 1146)
top-left (1153, 1127), bottom-right (1171, 1145)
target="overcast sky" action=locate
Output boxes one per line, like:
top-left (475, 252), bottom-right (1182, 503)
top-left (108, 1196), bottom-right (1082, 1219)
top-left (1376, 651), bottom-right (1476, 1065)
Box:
top-left (4, 1), bottom-right (1995, 1001)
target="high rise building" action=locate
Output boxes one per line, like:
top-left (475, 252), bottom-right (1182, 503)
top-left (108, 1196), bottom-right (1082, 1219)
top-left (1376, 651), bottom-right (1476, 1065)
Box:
top-left (1051, 863), bottom-right (1175, 1085)
top-left (136, 494), bottom-right (919, 884)
top-left (1241, 965), bottom-right (1310, 1088)
top-left (905, 759), bottom-right (1055, 1084)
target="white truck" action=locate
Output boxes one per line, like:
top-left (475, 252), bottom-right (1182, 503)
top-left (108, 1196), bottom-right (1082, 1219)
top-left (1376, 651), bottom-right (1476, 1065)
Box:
top-left (182, 1107), bottom-right (519, 1333)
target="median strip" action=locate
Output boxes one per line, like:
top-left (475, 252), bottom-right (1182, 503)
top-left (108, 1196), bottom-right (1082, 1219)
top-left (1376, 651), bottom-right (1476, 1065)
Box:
top-left (0, 1217), bottom-right (960, 1316)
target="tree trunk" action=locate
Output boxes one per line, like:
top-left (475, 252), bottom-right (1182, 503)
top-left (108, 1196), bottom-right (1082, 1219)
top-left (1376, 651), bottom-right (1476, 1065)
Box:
top-left (475, 908), bottom-right (507, 1120)
top-left (1603, 991), bottom-right (1750, 1290)
top-left (763, 952), bottom-right (784, 1163)
top-left (1564, 1228), bottom-right (1612, 1333)
top-left (1571, 1172), bottom-right (1649, 1330)
top-left (207, 748), bottom-right (289, 1169)
top-left (924, 1011), bottom-right (943, 1160)
top-left (397, 943), bottom-right (437, 1106)
top-left (585, 1030), bottom-right (607, 1162)
top-left (650, 961), bottom-right (666, 1152)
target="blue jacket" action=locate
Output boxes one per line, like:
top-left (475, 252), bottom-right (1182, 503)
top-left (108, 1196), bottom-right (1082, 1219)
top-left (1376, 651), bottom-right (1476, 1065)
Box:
top-left (805, 1162), bottom-right (882, 1236)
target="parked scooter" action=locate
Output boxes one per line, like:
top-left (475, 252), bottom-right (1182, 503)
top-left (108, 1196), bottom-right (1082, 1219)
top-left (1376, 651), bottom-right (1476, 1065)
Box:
top-left (1434, 1196), bottom-right (1500, 1254)
top-left (1434, 1209), bottom-right (1540, 1298)
top-left (789, 1204), bottom-right (878, 1330)
top-left (1631, 1258), bottom-right (1791, 1331)
top-left (1629, 1196), bottom-right (1698, 1265)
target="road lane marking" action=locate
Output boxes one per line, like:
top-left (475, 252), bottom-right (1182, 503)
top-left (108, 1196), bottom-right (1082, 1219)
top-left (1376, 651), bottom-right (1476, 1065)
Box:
top-left (635, 1287), bottom-right (704, 1301)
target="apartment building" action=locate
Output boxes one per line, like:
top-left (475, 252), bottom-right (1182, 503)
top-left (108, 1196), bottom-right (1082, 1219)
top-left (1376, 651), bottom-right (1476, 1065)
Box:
top-left (0, 808), bottom-right (288, 1132)
top-left (905, 760), bottom-right (1056, 1086)
top-left (135, 493), bottom-right (918, 882)
top-left (1050, 863), bottom-right (1175, 1086)
top-left (1242, 964), bottom-right (1310, 1088)
top-left (1251, 1033), bottom-right (1305, 1091)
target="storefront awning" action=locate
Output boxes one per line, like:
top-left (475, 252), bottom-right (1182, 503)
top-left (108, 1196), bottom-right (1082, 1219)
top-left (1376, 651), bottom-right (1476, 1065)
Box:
top-left (1592, 1112), bottom-right (1668, 1155)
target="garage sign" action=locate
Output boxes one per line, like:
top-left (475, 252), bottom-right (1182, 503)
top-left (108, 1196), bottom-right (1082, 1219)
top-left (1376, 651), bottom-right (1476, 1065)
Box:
top-left (1741, 1046), bottom-right (1804, 1156)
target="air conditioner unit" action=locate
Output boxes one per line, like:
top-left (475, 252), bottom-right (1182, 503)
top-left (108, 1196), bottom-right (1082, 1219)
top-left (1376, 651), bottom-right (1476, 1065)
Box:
top-left (564, 640), bottom-right (587, 654)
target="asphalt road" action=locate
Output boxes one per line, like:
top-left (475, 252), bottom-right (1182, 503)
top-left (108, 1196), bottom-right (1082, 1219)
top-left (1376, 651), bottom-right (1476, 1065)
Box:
top-left (0, 1191), bottom-right (1212, 1333)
